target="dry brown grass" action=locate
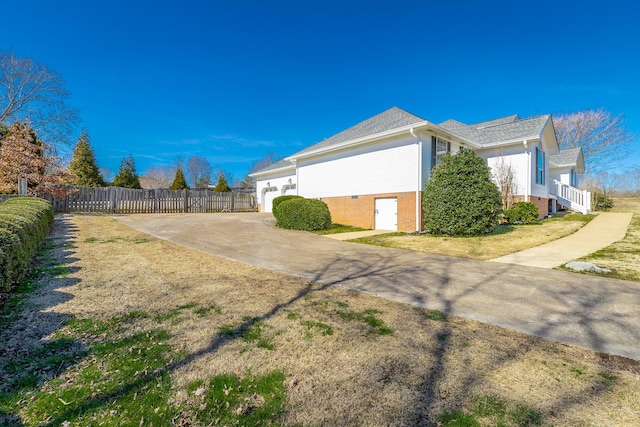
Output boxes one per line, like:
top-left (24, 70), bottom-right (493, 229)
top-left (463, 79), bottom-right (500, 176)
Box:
top-left (352, 215), bottom-right (590, 260)
top-left (35, 214), bottom-right (640, 425)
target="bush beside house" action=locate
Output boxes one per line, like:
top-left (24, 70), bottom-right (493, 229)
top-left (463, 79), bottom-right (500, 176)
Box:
top-left (272, 195), bottom-right (303, 217)
top-left (274, 198), bottom-right (331, 231)
top-left (0, 197), bottom-right (54, 291)
top-left (423, 149), bottom-right (502, 235)
top-left (504, 202), bottom-right (539, 224)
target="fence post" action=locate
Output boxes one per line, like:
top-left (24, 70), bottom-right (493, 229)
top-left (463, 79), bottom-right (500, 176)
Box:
top-left (231, 192), bottom-right (235, 212)
top-left (183, 189), bottom-right (188, 213)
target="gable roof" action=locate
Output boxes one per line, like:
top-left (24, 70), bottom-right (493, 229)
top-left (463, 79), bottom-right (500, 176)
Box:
top-left (252, 107), bottom-right (558, 176)
top-left (438, 114), bottom-right (552, 147)
top-left (549, 147), bottom-right (585, 173)
top-left (292, 107), bottom-right (426, 157)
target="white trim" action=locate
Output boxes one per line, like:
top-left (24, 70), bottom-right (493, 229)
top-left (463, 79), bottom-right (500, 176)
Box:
top-left (287, 122), bottom-right (479, 162)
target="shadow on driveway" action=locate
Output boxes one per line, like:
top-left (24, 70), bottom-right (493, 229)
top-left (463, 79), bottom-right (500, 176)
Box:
top-left (114, 213), bottom-right (640, 360)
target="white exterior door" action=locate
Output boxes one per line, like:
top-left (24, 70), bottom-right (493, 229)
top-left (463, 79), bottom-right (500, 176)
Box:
top-left (375, 198), bottom-right (397, 231)
top-left (263, 190), bottom-right (278, 213)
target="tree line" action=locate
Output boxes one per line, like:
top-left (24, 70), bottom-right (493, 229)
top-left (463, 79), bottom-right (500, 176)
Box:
top-left (0, 51), bottom-right (635, 198)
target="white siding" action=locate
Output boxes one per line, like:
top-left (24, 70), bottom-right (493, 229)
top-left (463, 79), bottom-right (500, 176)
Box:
top-left (530, 141), bottom-right (550, 199)
top-left (550, 166), bottom-right (573, 186)
top-left (297, 135), bottom-right (419, 198)
top-left (476, 146), bottom-right (529, 196)
top-left (255, 170), bottom-right (297, 213)
top-left (421, 135), bottom-right (464, 188)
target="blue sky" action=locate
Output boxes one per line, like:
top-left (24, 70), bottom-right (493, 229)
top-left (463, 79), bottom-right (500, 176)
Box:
top-left (2, 0), bottom-right (639, 183)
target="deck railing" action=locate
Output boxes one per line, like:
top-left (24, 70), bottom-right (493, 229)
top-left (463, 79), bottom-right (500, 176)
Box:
top-left (551, 180), bottom-right (591, 214)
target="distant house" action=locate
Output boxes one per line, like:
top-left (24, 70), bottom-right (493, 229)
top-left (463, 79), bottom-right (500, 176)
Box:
top-left (250, 107), bottom-right (590, 232)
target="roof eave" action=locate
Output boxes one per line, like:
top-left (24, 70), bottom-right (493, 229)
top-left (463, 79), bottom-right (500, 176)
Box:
top-left (248, 163), bottom-right (296, 178)
top-left (287, 122), bottom-right (480, 161)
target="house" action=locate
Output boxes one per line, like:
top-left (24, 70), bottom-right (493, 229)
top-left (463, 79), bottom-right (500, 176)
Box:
top-left (250, 107), bottom-right (590, 232)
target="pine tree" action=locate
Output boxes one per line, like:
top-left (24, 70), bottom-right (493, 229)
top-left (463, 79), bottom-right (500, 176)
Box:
top-left (68, 131), bottom-right (104, 187)
top-left (112, 154), bottom-right (141, 189)
top-left (169, 165), bottom-right (189, 190)
top-left (213, 173), bottom-right (231, 192)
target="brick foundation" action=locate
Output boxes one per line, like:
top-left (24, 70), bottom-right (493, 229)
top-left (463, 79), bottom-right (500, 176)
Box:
top-left (320, 192), bottom-right (420, 232)
top-left (513, 195), bottom-right (549, 219)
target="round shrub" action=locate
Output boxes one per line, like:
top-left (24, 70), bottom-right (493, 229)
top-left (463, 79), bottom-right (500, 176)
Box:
top-left (272, 195), bottom-right (303, 217)
top-left (274, 198), bottom-right (331, 231)
top-left (504, 202), bottom-right (539, 224)
top-left (423, 149), bottom-right (502, 235)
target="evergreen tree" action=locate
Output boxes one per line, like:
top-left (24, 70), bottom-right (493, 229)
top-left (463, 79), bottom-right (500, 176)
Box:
top-left (213, 173), bottom-right (231, 192)
top-left (67, 131), bottom-right (104, 187)
top-left (169, 165), bottom-right (189, 190)
top-left (112, 154), bottom-right (141, 189)
top-left (423, 149), bottom-right (502, 235)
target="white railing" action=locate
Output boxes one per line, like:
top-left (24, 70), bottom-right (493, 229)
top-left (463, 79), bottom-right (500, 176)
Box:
top-left (551, 179), bottom-right (591, 214)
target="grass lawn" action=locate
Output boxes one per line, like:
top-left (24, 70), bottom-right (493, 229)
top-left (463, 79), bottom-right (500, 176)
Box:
top-left (1, 214), bottom-right (639, 426)
top-left (311, 223), bottom-right (368, 235)
top-left (571, 198), bottom-right (640, 281)
top-left (350, 213), bottom-right (594, 260)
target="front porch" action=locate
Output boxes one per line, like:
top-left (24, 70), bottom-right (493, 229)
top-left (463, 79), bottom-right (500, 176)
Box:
top-left (550, 179), bottom-right (591, 214)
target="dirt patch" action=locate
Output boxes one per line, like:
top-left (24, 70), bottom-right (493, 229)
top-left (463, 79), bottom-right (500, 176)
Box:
top-left (2, 214), bottom-right (639, 426)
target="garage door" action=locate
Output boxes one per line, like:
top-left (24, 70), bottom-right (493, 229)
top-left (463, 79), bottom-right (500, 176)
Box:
top-left (263, 189), bottom-right (279, 213)
top-left (375, 198), bottom-right (397, 231)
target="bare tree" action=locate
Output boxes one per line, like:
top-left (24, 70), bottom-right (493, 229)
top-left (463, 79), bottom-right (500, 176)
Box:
top-left (140, 165), bottom-right (177, 189)
top-left (186, 156), bottom-right (213, 188)
top-left (554, 109), bottom-right (633, 172)
top-left (0, 52), bottom-right (79, 146)
top-left (492, 156), bottom-right (517, 210)
top-left (238, 151), bottom-right (282, 189)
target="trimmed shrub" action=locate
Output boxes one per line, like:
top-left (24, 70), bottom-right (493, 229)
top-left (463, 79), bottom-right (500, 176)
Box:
top-left (0, 197), bottom-right (54, 291)
top-left (423, 149), bottom-right (503, 235)
top-left (272, 195), bottom-right (303, 217)
top-left (274, 198), bottom-right (331, 231)
top-left (504, 202), bottom-right (539, 224)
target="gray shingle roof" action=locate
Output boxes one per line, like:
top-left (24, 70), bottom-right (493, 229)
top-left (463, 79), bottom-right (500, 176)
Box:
top-left (438, 114), bottom-right (551, 146)
top-left (549, 147), bottom-right (582, 166)
top-left (251, 158), bottom-right (295, 174)
top-left (252, 108), bottom-right (555, 175)
top-left (292, 107), bottom-right (426, 157)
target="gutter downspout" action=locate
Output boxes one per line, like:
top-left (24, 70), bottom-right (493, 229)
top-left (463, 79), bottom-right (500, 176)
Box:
top-left (523, 140), bottom-right (530, 202)
top-left (411, 128), bottom-right (421, 232)
top-left (294, 160), bottom-right (299, 195)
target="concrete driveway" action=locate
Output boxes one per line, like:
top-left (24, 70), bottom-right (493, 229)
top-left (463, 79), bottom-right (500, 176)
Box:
top-left (114, 212), bottom-right (640, 361)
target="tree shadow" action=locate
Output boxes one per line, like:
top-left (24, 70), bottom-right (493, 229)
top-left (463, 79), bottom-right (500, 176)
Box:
top-left (4, 215), bottom-right (639, 425)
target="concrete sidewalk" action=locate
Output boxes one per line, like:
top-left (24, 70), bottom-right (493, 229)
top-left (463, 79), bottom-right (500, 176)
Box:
top-left (490, 212), bottom-right (633, 268)
top-left (322, 229), bottom-right (394, 241)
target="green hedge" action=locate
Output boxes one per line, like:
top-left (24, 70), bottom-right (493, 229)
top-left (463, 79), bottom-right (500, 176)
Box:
top-left (272, 195), bottom-right (303, 217)
top-left (504, 202), bottom-right (539, 224)
top-left (0, 197), bottom-right (54, 292)
top-left (274, 198), bottom-right (331, 231)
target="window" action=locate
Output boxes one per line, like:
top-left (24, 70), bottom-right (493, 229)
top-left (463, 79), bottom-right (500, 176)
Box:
top-left (431, 136), bottom-right (451, 169)
top-left (536, 147), bottom-right (545, 185)
top-left (570, 169), bottom-right (577, 187)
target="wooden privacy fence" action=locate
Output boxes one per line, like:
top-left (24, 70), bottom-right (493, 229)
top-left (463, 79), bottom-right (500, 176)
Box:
top-left (2, 188), bottom-right (257, 214)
